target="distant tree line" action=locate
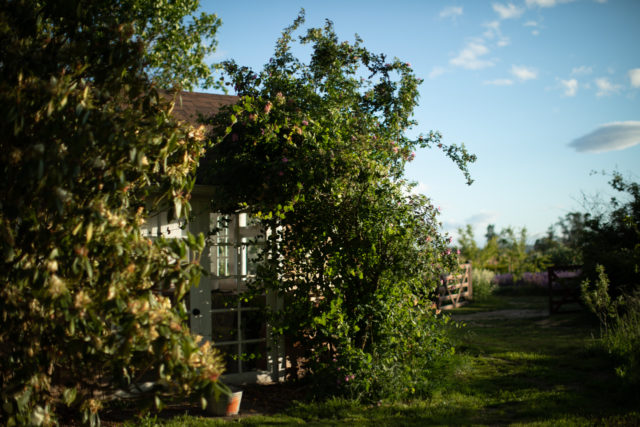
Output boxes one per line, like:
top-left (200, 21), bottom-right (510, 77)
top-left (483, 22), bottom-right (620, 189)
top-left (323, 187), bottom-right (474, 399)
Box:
top-left (458, 172), bottom-right (639, 296)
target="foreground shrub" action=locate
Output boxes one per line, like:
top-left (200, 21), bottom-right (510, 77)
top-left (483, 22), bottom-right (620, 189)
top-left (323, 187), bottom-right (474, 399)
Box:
top-left (604, 294), bottom-right (640, 385)
top-left (582, 266), bottom-right (640, 385)
top-left (0, 1), bottom-right (225, 425)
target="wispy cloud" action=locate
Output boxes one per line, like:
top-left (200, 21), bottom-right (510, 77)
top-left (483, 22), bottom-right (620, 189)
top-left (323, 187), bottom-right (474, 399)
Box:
top-left (522, 20), bottom-right (541, 35)
top-left (484, 78), bottom-right (514, 86)
top-left (571, 65), bottom-right (592, 75)
top-left (595, 77), bottom-right (622, 97)
top-left (450, 41), bottom-right (494, 70)
top-left (466, 212), bottom-right (499, 226)
top-left (493, 3), bottom-right (524, 19)
top-left (483, 20), bottom-right (500, 38)
top-left (429, 66), bottom-right (447, 79)
top-left (511, 65), bottom-right (538, 81)
top-left (440, 6), bottom-right (463, 20)
top-left (443, 211), bottom-right (499, 241)
top-left (629, 68), bottom-right (640, 88)
top-left (483, 21), bottom-right (510, 46)
top-left (559, 78), bottom-right (578, 96)
top-left (569, 121), bottom-right (640, 153)
top-left (526, 0), bottom-right (574, 7)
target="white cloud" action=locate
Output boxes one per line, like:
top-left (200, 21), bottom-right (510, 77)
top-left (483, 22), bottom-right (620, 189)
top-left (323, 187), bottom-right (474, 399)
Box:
top-left (560, 78), bottom-right (578, 96)
top-left (511, 65), bottom-right (538, 81)
top-left (569, 121), bottom-right (640, 153)
top-left (559, 79), bottom-right (578, 96)
top-left (450, 41), bottom-right (494, 70)
top-left (493, 3), bottom-right (524, 19)
top-left (523, 21), bottom-right (542, 35)
top-left (595, 77), bottom-right (622, 97)
top-left (526, 0), bottom-right (557, 6)
top-left (440, 6), bottom-right (463, 19)
top-left (466, 212), bottom-right (499, 226)
top-left (526, 0), bottom-right (574, 7)
top-left (629, 68), bottom-right (640, 88)
top-left (483, 20), bottom-right (500, 38)
top-left (484, 78), bottom-right (514, 86)
top-left (429, 66), bottom-right (446, 79)
top-left (482, 21), bottom-right (510, 46)
top-left (571, 65), bottom-right (592, 75)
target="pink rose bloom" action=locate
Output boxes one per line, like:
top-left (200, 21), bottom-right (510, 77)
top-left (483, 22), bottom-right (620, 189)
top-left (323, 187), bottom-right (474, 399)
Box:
top-left (392, 146), bottom-right (399, 153)
top-left (264, 102), bottom-right (272, 114)
top-left (302, 120), bottom-right (309, 126)
top-left (282, 157), bottom-right (289, 163)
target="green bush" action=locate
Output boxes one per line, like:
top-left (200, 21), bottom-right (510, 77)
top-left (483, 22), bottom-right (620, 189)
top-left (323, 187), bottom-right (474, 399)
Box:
top-left (201, 12), bottom-right (475, 401)
top-left (472, 269), bottom-right (497, 300)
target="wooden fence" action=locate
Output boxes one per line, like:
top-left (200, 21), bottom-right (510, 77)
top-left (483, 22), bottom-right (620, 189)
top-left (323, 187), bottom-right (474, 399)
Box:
top-left (436, 263), bottom-right (473, 310)
top-left (548, 265), bottom-right (583, 314)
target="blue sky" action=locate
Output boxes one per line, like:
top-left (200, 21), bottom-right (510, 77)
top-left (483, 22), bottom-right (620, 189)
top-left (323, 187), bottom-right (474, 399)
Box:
top-left (199, 0), bottom-right (640, 244)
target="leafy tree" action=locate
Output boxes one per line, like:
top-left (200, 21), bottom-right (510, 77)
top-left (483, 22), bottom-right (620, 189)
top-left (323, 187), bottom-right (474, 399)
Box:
top-left (457, 224), bottom-right (479, 264)
top-left (201, 13), bottom-right (475, 399)
top-left (485, 224), bottom-right (498, 243)
top-left (0, 1), bottom-right (224, 425)
top-left (498, 227), bottom-right (530, 279)
top-left (579, 174), bottom-right (640, 296)
top-left (533, 225), bottom-right (582, 267)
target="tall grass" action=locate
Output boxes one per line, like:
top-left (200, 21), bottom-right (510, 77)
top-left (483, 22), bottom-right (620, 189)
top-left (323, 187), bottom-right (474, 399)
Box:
top-left (603, 292), bottom-right (640, 384)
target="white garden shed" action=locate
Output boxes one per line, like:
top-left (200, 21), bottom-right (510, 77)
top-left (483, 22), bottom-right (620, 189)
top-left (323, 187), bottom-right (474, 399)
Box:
top-left (142, 92), bottom-right (286, 384)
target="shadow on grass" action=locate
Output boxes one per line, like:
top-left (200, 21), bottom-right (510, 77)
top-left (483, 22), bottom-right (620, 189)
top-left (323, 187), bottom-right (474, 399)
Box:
top-left (124, 292), bottom-right (640, 426)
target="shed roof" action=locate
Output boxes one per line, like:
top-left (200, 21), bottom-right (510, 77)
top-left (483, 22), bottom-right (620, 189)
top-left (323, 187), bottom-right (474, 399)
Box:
top-left (168, 91), bottom-right (238, 124)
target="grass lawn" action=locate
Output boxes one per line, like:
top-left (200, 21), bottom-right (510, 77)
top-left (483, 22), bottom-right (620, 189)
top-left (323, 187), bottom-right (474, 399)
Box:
top-left (126, 289), bottom-right (640, 426)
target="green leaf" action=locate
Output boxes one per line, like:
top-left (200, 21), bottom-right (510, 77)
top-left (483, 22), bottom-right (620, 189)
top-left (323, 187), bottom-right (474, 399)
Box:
top-left (63, 388), bottom-right (77, 406)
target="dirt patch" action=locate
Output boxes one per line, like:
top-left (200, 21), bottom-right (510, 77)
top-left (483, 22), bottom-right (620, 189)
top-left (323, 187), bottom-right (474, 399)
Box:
top-left (451, 309), bottom-right (549, 322)
top-left (97, 382), bottom-right (308, 425)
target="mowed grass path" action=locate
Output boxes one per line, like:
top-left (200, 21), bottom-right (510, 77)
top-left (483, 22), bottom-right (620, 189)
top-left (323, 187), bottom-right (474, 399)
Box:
top-left (133, 291), bottom-right (640, 426)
